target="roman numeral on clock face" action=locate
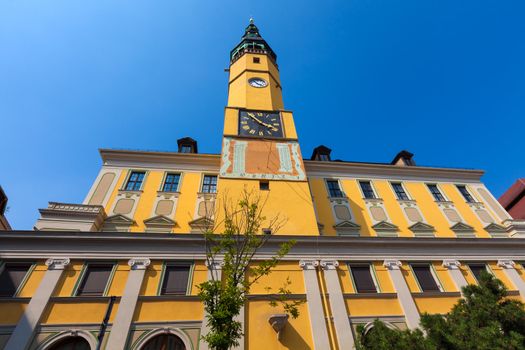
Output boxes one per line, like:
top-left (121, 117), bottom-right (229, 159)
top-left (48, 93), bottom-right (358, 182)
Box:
top-left (238, 110), bottom-right (284, 138)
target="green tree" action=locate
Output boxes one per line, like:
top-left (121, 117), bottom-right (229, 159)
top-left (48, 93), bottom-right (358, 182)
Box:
top-left (357, 272), bottom-right (525, 350)
top-left (197, 190), bottom-right (301, 350)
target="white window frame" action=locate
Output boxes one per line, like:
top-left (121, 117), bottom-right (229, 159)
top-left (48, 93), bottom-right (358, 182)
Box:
top-left (357, 179), bottom-right (379, 200)
top-left (159, 172), bottom-right (183, 193)
top-left (73, 262), bottom-right (117, 297)
top-left (466, 262), bottom-right (492, 284)
top-left (121, 169), bottom-right (149, 192)
top-left (425, 183), bottom-right (448, 202)
top-left (455, 184), bottom-right (478, 203)
top-left (347, 263), bottom-right (380, 293)
top-left (199, 174), bottom-right (218, 194)
top-left (157, 261), bottom-right (195, 296)
top-left (324, 178), bottom-right (346, 198)
top-left (389, 181), bottom-right (412, 201)
top-left (410, 263), bottom-right (444, 292)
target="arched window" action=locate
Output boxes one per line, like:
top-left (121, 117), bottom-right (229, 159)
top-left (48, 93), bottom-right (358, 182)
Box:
top-left (141, 334), bottom-right (186, 350)
top-left (48, 337), bottom-right (90, 350)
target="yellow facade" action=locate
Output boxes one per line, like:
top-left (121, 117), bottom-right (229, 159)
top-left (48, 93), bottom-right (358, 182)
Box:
top-left (1, 19), bottom-right (525, 350)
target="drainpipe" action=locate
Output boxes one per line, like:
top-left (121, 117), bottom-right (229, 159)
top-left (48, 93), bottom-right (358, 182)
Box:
top-left (96, 296), bottom-right (116, 350)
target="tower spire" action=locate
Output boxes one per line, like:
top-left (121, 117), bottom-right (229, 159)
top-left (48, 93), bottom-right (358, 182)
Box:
top-left (230, 19), bottom-right (277, 64)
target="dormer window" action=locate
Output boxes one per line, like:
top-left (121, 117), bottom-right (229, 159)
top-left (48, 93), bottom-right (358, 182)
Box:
top-left (177, 137), bottom-right (198, 154)
top-left (391, 150), bottom-right (416, 166)
top-left (311, 145), bottom-right (332, 161)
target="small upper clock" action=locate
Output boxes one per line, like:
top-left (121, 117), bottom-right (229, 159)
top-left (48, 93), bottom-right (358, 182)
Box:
top-left (248, 77), bottom-right (268, 88)
top-left (239, 110), bottom-right (283, 138)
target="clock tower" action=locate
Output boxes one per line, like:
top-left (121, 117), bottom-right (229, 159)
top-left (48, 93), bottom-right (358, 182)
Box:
top-left (219, 19), bottom-right (319, 235)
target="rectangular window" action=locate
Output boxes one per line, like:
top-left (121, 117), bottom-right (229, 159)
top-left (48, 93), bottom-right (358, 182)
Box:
top-left (427, 184), bottom-right (446, 202)
top-left (391, 182), bottom-right (409, 200)
top-left (125, 171), bottom-right (146, 191)
top-left (349, 264), bottom-right (378, 293)
top-left (457, 185), bottom-right (475, 203)
top-left (468, 263), bottom-right (488, 282)
top-left (319, 154), bottom-right (330, 161)
top-left (412, 264), bottom-right (441, 292)
top-left (161, 264), bottom-right (191, 295)
top-left (201, 175), bottom-right (217, 193)
top-left (162, 173), bottom-right (181, 192)
top-left (76, 263), bottom-right (114, 296)
top-left (259, 180), bottom-right (269, 191)
top-left (253, 57), bottom-right (260, 63)
top-left (0, 263), bottom-right (32, 297)
top-left (359, 181), bottom-right (376, 199)
top-left (326, 180), bottom-right (344, 197)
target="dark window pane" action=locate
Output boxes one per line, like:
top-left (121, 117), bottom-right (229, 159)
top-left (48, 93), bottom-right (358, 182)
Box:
top-left (163, 174), bottom-right (181, 192)
top-left (161, 265), bottom-right (191, 295)
top-left (180, 145), bottom-right (192, 153)
top-left (427, 184), bottom-right (445, 202)
top-left (142, 334), bottom-right (186, 350)
top-left (412, 265), bottom-right (440, 292)
top-left (392, 183), bottom-right (409, 200)
top-left (77, 264), bottom-right (113, 296)
top-left (326, 180), bottom-right (343, 197)
top-left (202, 176), bottom-right (217, 193)
top-left (50, 337), bottom-right (91, 350)
top-left (125, 171), bottom-right (146, 191)
top-left (468, 264), bottom-right (487, 282)
top-left (359, 181), bottom-right (376, 199)
top-left (0, 263), bottom-right (32, 297)
top-left (457, 185), bottom-right (475, 203)
top-left (350, 265), bottom-right (377, 293)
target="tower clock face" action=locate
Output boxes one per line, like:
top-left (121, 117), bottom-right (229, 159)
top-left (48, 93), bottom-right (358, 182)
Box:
top-left (248, 77), bottom-right (268, 88)
top-left (239, 111), bottom-right (283, 138)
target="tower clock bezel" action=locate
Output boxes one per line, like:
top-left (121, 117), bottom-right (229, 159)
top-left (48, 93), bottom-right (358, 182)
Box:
top-left (238, 109), bottom-right (284, 139)
top-left (248, 77), bottom-right (268, 88)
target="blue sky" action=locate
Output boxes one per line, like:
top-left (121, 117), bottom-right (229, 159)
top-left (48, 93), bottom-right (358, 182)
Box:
top-left (1, 1), bottom-right (524, 229)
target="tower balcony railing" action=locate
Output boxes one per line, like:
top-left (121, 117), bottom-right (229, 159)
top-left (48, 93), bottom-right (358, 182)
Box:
top-left (34, 202), bottom-right (106, 232)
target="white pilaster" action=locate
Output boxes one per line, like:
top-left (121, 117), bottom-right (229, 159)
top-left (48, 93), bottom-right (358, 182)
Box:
top-left (498, 260), bottom-right (525, 300)
top-left (320, 260), bottom-right (355, 350)
top-left (383, 259), bottom-right (420, 329)
top-left (105, 258), bottom-right (150, 350)
top-left (5, 258), bottom-right (70, 350)
top-left (442, 260), bottom-right (468, 292)
top-left (300, 259), bottom-right (331, 350)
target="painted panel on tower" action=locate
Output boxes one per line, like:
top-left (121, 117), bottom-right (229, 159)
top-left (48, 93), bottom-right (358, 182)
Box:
top-left (220, 137), bottom-right (306, 181)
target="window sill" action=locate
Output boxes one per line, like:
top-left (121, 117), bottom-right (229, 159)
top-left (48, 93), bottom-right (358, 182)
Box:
top-left (343, 292), bottom-right (397, 299)
top-left (118, 189), bottom-right (143, 196)
top-left (157, 191), bottom-right (181, 197)
top-left (48, 296), bottom-right (121, 302)
top-left (0, 296), bottom-right (31, 302)
top-left (363, 197), bottom-right (383, 202)
top-left (197, 192), bottom-right (217, 196)
top-left (411, 291), bottom-right (461, 297)
top-left (327, 195), bottom-right (348, 200)
top-left (397, 199), bottom-right (417, 204)
top-left (139, 295), bottom-right (200, 301)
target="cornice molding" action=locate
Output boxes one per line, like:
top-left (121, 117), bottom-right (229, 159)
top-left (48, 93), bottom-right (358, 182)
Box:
top-left (99, 149), bottom-right (220, 171)
top-left (2, 231), bottom-right (525, 261)
top-left (304, 160), bottom-right (484, 182)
